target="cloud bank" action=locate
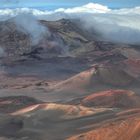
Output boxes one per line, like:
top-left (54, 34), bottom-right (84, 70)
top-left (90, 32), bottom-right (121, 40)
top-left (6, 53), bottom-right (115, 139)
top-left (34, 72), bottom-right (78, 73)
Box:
top-left (0, 3), bottom-right (140, 44)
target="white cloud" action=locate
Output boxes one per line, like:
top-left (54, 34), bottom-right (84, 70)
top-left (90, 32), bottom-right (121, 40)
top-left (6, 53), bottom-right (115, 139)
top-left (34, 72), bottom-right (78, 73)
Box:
top-left (0, 3), bottom-right (140, 20)
top-left (55, 3), bottom-right (110, 13)
top-left (0, 3), bottom-right (110, 20)
top-left (0, 8), bottom-right (51, 20)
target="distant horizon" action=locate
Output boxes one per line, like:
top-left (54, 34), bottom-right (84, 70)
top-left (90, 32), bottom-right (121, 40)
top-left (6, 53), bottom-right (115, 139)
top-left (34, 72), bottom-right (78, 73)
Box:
top-left (0, 0), bottom-right (140, 10)
top-left (0, 5), bottom-right (139, 11)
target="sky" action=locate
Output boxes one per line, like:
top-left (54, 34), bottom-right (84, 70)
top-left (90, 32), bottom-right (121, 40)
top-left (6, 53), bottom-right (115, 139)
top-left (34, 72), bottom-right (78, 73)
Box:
top-left (1, 0), bottom-right (140, 9)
